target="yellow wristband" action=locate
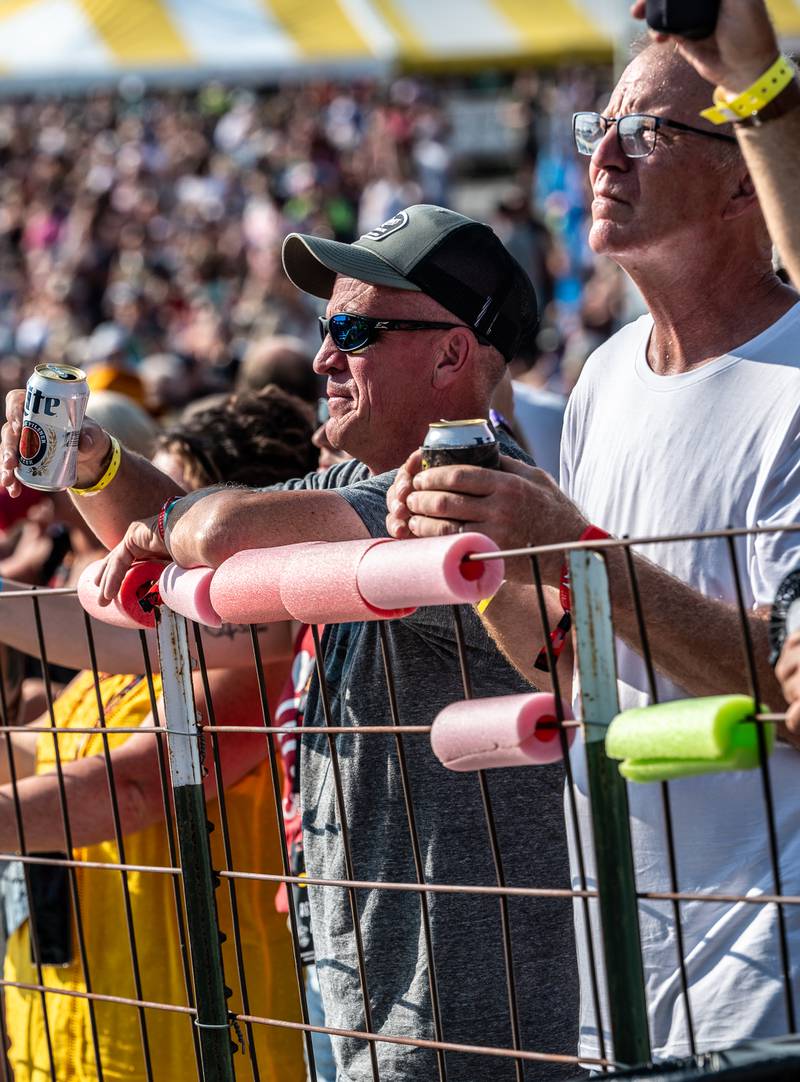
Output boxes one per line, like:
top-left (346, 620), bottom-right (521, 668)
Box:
top-left (70, 436), bottom-right (121, 496)
top-left (701, 55), bottom-right (796, 125)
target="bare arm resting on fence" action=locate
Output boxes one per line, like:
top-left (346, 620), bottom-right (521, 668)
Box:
top-left (631, 0), bottom-right (800, 288)
top-left (0, 666), bottom-right (268, 853)
top-left (93, 486), bottom-right (370, 605)
top-left (387, 454), bottom-right (784, 712)
top-left (0, 581), bottom-right (294, 673)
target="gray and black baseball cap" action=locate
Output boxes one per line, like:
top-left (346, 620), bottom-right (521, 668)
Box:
top-left (282, 204), bottom-right (538, 363)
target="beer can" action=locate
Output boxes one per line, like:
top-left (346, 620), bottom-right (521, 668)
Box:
top-left (15, 364), bottom-right (89, 491)
top-left (421, 419), bottom-right (500, 470)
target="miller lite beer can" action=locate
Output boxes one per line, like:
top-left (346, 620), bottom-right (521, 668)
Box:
top-left (15, 364), bottom-right (89, 491)
top-left (421, 419), bottom-right (500, 471)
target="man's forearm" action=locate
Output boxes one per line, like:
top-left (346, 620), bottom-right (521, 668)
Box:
top-left (0, 586), bottom-right (293, 673)
top-left (737, 98), bottom-right (800, 289)
top-left (482, 548), bottom-right (778, 708)
top-left (167, 487), bottom-right (370, 569)
top-left (0, 750), bottom-right (161, 852)
top-left (479, 581), bottom-right (572, 693)
top-left (604, 547), bottom-right (779, 705)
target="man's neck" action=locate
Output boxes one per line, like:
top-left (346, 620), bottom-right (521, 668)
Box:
top-left (363, 398), bottom-right (493, 475)
top-left (628, 253), bottom-right (796, 377)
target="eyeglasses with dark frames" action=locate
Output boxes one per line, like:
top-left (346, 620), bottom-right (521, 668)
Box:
top-left (572, 111), bottom-right (738, 160)
top-left (319, 313), bottom-right (472, 353)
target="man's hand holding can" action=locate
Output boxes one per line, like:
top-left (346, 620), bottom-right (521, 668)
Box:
top-left (2, 386), bottom-right (112, 498)
top-left (387, 450), bottom-right (589, 583)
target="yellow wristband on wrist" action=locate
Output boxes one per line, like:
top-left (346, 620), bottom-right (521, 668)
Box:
top-left (70, 436), bottom-right (121, 496)
top-left (701, 55), bottom-right (796, 125)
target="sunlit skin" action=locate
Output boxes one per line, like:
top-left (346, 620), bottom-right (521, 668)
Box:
top-left (628, 0), bottom-right (800, 289)
top-left (585, 47), bottom-right (791, 378)
top-left (587, 49), bottom-right (748, 267)
top-left (311, 423), bottom-right (350, 472)
top-left (314, 276), bottom-right (496, 475)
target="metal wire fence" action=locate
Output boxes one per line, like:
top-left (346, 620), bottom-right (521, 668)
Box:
top-left (0, 525), bottom-right (796, 1081)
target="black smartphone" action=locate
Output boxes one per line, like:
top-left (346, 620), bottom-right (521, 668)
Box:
top-left (646, 0), bottom-right (721, 40)
top-left (28, 854), bottom-right (73, 967)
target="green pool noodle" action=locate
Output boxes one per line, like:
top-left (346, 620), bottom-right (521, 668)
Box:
top-left (605, 696), bottom-right (775, 783)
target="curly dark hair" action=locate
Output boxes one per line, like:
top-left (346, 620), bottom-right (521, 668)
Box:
top-left (157, 384), bottom-right (317, 488)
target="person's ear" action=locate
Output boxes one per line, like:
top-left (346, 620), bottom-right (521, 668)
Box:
top-left (721, 169), bottom-right (759, 221)
top-left (431, 329), bottom-right (473, 389)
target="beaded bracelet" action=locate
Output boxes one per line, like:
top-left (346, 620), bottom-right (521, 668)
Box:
top-left (157, 496), bottom-right (183, 544)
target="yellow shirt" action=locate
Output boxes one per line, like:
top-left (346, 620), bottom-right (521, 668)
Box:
top-left (4, 671), bottom-right (304, 1082)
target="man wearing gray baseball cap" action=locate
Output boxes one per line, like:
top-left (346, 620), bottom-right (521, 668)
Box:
top-left (2, 205), bottom-right (580, 1081)
top-left (283, 203), bottom-right (537, 364)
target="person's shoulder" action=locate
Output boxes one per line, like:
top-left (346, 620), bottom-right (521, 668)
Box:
top-left (497, 428), bottom-right (534, 466)
top-left (275, 459), bottom-right (369, 491)
top-left (323, 463), bottom-right (399, 539)
top-left (737, 299), bottom-right (800, 369)
top-left (314, 458), bottom-right (370, 489)
top-left (566, 314), bottom-right (652, 413)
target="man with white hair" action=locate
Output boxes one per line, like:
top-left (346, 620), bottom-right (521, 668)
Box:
top-left (386, 44), bottom-right (800, 1065)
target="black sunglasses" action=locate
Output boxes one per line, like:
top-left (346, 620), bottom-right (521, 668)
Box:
top-left (319, 313), bottom-right (470, 353)
top-left (573, 111), bottom-right (737, 159)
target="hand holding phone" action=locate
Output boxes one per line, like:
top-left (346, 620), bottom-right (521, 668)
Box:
top-left (633, 0), bottom-right (780, 96)
top-left (646, 0), bottom-right (720, 41)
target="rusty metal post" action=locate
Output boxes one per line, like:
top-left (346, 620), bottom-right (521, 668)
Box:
top-left (154, 606), bottom-right (235, 1082)
top-left (570, 549), bottom-right (651, 1068)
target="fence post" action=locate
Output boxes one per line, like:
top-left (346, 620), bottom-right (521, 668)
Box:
top-left (155, 606), bottom-right (235, 1082)
top-left (569, 548), bottom-right (651, 1068)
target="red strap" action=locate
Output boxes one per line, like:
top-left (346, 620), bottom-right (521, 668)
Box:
top-left (559, 525), bottom-right (611, 615)
top-left (537, 525), bottom-right (610, 672)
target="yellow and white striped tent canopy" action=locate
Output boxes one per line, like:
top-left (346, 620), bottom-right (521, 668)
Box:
top-left (0, 0), bottom-right (798, 83)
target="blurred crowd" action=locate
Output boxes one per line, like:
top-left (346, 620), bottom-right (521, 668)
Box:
top-left (0, 67), bottom-right (625, 421)
top-left (0, 64), bottom-right (629, 670)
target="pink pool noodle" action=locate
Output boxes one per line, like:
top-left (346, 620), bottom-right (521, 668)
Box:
top-left (210, 543), bottom-right (323, 624)
top-left (159, 564), bottom-right (222, 628)
top-left (431, 693), bottom-right (575, 771)
top-left (357, 533), bottom-right (504, 610)
top-left (77, 561), bottom-right (150, 630)
top-left (280, 538), bottom-right (416, 624)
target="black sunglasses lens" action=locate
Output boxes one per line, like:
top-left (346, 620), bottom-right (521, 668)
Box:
top-left (328, 314), bottom-right (371, 351)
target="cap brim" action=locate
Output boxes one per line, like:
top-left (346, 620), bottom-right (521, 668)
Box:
top-left (282, 234), bottom-right (420, 299)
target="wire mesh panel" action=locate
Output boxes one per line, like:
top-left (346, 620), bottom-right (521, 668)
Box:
top-left (556, 527), bottom-right (800, 1078)
top-left (0, 586), bottom-right (201, 1081)
top-left (0, 525), bottom-right (797, 1082)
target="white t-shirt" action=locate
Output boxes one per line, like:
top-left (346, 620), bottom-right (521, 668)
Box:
top-left (561, 304), bottom-right (800, 1061)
